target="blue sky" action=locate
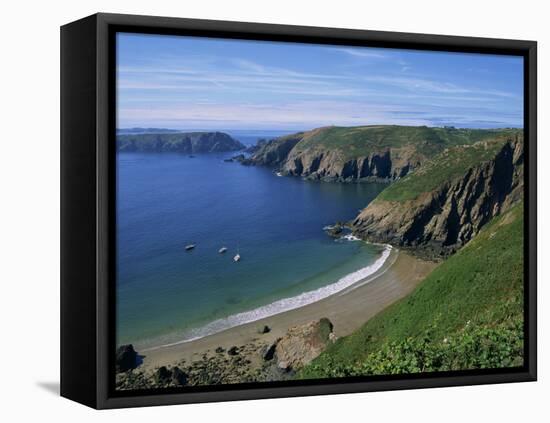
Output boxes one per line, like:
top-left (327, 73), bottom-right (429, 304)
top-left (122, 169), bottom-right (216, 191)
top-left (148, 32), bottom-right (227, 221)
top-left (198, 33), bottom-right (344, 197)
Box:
top-left (117, 33), bottom-right (523, 130)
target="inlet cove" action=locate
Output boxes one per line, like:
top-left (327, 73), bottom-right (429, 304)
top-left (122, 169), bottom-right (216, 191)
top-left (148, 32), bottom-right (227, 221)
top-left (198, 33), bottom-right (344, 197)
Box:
top-left (115, 125), bottom-right (524, 390)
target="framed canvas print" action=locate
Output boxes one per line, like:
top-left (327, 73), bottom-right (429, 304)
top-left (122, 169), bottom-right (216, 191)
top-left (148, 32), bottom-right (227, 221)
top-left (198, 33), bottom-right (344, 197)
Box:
top-left (60, 13), bottom-right (537, 409)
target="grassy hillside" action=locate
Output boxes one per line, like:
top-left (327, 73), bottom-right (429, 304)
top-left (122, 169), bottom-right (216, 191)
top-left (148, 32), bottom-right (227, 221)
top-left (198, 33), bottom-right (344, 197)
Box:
top-left (299, 201), bottom-right (524, 378)
top-left (293, 125), bottom-right (521, 160)
top-left (376, 136), bottom-right (517, 202)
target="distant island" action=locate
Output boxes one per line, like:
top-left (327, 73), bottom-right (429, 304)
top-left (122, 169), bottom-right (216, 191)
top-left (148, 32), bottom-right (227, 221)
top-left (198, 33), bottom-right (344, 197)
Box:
top-left (116, 131), bottom-right (245, 154)
top-left (117, 128), bottom-right (184, 135)
top-left (116, 124), bottom-right (524, 390)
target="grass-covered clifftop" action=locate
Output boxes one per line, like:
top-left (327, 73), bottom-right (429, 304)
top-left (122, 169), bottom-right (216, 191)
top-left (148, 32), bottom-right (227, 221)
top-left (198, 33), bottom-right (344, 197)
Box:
top-left (299, 202), bottom-right (524, 378)
top-left (293, 125), bottom-right (519, 160)
top-left (352, 134), bottom-right (524, 257)
top-left (117, 131), bottom-right (245, 153)
top-left (376, 134), bottom-right (522, 202)
top-left (244, 125), bottom-right (522, 182)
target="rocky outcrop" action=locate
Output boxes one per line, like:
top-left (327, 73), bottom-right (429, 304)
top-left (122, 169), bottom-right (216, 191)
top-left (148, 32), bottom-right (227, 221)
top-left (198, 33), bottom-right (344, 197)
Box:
top-left (241, 133), bottom-right (304, 167)
top-left (153, 366), bottom-right (188, 386)
top-left (274, 318), bottom-right (335, 371)
top-left (117, 131), bottom-right (245, 153)
top-left (240, 125), bottom-right (520, 182)
top-left (281, 145), bottom-right (424, 182)
top-left (262, 342), bottom-right (278, 361)
top-left (243, 132), bottom-right (425, 182)
top-left (352, 138), bottom-right (524, 258)
top-left (115, 344), bottom-right (138, 372)
top-left (244, 139), bottom-right (269, 154)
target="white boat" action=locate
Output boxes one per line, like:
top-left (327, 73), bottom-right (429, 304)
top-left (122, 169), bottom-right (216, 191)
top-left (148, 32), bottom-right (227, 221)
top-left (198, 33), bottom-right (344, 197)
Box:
top-left (233, 253), bottom-right (241, 262)
top-left (219, 247), bottom-right (228, 254)
top-left (185, 244), bottom-right (196, 251)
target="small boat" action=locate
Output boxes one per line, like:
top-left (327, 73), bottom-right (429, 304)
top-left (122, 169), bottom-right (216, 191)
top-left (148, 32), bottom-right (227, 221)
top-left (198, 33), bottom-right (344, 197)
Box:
top-left (275, 172), bottom-right (283, 177)
top-left (233, 253), bottom-right (241, 262)
top-left (185, 244), bottom-right (196, 251)
top-left (219, 247), bottom-right (228, 254)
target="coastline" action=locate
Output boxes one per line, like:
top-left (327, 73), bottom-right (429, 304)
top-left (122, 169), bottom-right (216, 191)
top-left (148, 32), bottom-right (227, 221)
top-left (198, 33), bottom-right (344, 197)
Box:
top-left (138, 243), bottom-right (392, 350)
top-left (139, 249), bottom-right (437, 371)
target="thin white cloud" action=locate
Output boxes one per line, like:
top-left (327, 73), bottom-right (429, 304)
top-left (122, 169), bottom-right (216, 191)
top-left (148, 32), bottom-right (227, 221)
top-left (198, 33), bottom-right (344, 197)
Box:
top-left (336, 48), bottom-right (388, 59)
top-left (116, 43), bottom-right (522, 130)
top-left (118, 94), bottom-right (522, 130)
top-left (362, 75), bottom-right (517, 98)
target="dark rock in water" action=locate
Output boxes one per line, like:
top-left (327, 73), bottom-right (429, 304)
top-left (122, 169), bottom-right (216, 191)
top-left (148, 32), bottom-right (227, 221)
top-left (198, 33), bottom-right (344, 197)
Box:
top-left (262, 341), bottom-right (278, 361)
top-left (232, 154), bottom-right (246, 162)
top-left (116, 344), bottom-right (138, 372)
top-left (259, 325), bottom-right (271, 334)
top-left (227, 346), bottom-right (239, 356)
top-left (171, 367), bottom-right (188, 386)
top-left (215, 346), bottom-right (225, 354)
top-left (325, 224), bottom-right (344, 238)
top-left (224, 154), bottom-right (246, 163)
top-left (154, 366), bottom-right (172, 384)
top-left (325, 222), bottom-right (350, 238)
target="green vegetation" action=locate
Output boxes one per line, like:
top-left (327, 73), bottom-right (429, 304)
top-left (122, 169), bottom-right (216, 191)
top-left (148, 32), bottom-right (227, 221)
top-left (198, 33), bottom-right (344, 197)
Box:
top-left (376, 137), bottom-right (516, 202)
top-left (293, 125), bottom-right (521, 160)
top-left (117, 131), bottom-right (244, 153)
top-left (299, 202), bottom-right (524, 379)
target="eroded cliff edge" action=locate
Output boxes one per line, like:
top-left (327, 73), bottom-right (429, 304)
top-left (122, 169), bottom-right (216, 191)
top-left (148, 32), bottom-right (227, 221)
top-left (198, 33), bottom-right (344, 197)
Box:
top-left (352, 135), bottom-right (524, 259)
top-left (241, 126), bottom-right (519, 183)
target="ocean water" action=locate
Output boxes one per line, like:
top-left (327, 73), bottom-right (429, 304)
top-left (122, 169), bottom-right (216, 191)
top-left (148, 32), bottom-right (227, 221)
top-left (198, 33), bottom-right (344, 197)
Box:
top-left (116, 132), bottom-right (388, 349)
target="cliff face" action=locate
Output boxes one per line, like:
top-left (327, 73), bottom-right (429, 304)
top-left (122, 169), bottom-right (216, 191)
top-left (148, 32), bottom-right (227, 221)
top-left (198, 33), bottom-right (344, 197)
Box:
top-left (352, 138), bottom-right (524, 258)
top-left (240, 133), bottom-right (304, 167)
top-left (117, 132), bottom-right (245, 153)
top-left (281, 145), bottom-right (424, 181)
top-left (242, 125), bottom-right (520, 182)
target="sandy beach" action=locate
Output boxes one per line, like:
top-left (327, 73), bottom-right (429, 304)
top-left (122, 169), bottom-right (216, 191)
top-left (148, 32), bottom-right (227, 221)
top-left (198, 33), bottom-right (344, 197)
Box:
top-left (139, 249), bottom-right (437, 371)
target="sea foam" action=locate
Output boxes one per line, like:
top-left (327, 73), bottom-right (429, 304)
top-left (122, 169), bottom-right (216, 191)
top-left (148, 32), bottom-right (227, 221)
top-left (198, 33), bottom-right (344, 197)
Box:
top-left (340, 234), bottom-right (361, 241)
top-left (144, 244), bottom-right (392, 351)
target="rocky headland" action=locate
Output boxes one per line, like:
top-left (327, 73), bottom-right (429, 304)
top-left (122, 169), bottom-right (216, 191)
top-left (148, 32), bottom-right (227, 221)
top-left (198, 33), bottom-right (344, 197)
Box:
top-left (352, 135), bottom-right (524, 259)
top-left (241, 125), bottom-right (520, 183)
top-left (239, 125), bottom-right (523, 259)
top-left (116, 131), bottom-right (245, 154)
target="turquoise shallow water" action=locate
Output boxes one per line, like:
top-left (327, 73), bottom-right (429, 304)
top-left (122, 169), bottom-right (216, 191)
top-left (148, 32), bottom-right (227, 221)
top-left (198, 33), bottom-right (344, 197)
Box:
top-left (116, 138), bottom-right (387, 349)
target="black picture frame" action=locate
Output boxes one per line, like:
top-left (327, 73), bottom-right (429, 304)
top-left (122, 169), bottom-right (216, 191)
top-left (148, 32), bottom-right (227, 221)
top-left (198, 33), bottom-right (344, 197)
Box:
top-left (60, 12), bottom-right (537, 409)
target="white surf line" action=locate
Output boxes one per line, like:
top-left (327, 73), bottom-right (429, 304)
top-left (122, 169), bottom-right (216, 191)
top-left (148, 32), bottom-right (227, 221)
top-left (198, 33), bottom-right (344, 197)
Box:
top-left (142, 245), bottom-right (393, 352)
top-left (337, 246), bottom-right (398, 296)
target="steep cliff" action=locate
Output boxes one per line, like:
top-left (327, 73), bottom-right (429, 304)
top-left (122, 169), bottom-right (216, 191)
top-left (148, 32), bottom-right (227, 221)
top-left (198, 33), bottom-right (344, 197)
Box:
top-left (240, 133), bottom-right (305, 166)
top-left (352, 135), bottom-right (524, 258)
top-left (244, 125), bottom-right (520, 182)
top-left (117, 131), bottom-right (245, 153)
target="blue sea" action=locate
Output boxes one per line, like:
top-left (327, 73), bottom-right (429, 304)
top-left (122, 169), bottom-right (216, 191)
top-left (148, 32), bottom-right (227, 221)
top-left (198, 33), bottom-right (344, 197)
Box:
top-left (116, 131), bottom-right (388, 349)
